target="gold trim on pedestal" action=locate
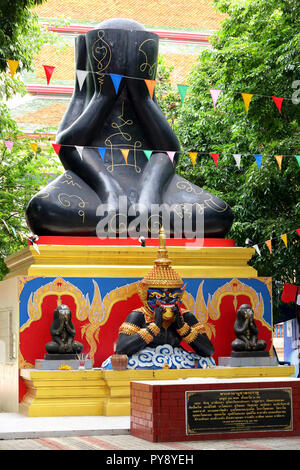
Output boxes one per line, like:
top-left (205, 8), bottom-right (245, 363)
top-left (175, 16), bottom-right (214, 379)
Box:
top-left (5, 244), bottom-right (257, 279)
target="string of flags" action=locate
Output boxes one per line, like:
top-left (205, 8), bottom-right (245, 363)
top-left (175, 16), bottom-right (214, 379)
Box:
top-left (6, 59), bottom-right (296, 114)
top-left (250, 228), bottom-right (300, 257)
top-left (2, 139), bottom-right (299, 171)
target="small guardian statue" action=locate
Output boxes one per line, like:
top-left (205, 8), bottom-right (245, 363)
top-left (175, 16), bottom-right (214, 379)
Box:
top-left (231, 304), bottom-right (267, 353)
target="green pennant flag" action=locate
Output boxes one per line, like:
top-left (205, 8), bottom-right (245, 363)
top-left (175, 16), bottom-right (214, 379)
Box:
top-left (144, 150), bottom-right (152, 160)
top-left (177, 84), bottom-right (189, 103)
top-left (295, 155), bottom-right (300, 166)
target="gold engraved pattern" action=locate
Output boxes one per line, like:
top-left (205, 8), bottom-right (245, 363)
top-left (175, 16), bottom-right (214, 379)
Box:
top-left (105, 101), bottom-right (142, 173)
top-left (137, 328), bottom-right (153, 344)
top-left (92, 30), bottom-right (112, 95)
top-left (119, 322), bottom-right (140, 335)
top-left (57, 193), bottom-right (87, 223)
top-left (138, 39), bottom-right (157, 78)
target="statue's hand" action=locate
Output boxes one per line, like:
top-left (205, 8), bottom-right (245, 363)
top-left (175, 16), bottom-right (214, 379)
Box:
top-left (154, 304), bottom-right (164, 329)
top-left (173, 304), bottom-right (185, 330)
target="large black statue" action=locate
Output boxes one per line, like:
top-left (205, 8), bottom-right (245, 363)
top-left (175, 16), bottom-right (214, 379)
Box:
top-left (45, 303), bottom-right (84, 356)
top-left (26, 18), bottom-right (233, 238)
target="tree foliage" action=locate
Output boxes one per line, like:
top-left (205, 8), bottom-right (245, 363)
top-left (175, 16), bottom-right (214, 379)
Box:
top-left (0, 0), bottom-right (63, 279)
top-left (173, 0), bottom-right (300, 319)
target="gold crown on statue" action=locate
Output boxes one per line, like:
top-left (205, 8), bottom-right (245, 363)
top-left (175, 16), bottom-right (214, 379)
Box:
top-left (141, 228), bottom-right (183, 289)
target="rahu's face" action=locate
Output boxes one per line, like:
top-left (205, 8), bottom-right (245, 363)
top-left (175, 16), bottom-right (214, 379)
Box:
top-left (146, 288), bottom-right (183, 318)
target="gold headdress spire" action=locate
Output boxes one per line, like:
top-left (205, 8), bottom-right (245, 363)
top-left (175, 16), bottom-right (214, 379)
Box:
top-left (141, 227), bottom-right (183, 289)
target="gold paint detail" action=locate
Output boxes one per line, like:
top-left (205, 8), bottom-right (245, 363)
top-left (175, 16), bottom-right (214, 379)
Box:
top-left (119, 322), bottom-right (140, 336)
top-left (138, 39), bottom-right (157, 78)
top-left (137, 328), bottom-right (153, 344)
top-left (92, 30), bottom-right (112, 95)
top-left (147, 322), bottom-right (160, 335)
top-left (57, 193), bottom-right (86, 223)
top-left (176, 323), bottom-right (190, 337)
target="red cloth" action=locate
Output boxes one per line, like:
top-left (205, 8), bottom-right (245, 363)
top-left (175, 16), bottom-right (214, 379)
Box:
top-left (281, 283), bottom-right (298, 303)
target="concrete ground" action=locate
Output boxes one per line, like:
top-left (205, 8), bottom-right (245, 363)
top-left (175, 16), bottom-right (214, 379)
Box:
top-left (0, 412), bottom-right (300, 451)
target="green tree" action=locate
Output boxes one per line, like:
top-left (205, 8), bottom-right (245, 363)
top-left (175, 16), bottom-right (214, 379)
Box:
top-left (174, 0), bottom-right (300, 320)
top-left (0, 0), bottom-right (63, 279)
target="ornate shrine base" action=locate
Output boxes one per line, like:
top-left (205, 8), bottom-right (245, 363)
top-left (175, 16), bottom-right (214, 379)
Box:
top-left (0, 237), bottom-right (276, 414)
top-left (19, 366), bottom-right (294, 417)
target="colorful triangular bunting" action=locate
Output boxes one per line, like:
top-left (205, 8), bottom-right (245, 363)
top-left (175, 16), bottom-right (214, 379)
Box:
top-left (253, 244), bottom-right (261, 256)
top-left (272, 96), bottom-right (284, 114)
top-left (52, 143), bottom-right (61, 155)
top-left (210, 153), bottom-right (220, 167)
top-left (274, 155), bottom-right (283, 170)
top-left (75, 146), bottom-right (84, 160)
top-left (265, 239), bottom-right (272, 253)
top-left (121, 149), bottom-right (129, 163)
top-left (145, 80), bottom-right (156, 99)
top-left (166, 151), bottom-right (176, 164)
top-left (241, 93), bottom-right (253, 115)
top-left (254, 154), bottom-right (262, 170)
top-left (110, 74), bottom-right (123, 94)
top-left (209, 89), bottom-right (222, 109)
top-left (98, 147), bottom-right (106, 162)
top-left (29, 142), bottom-right (38, 153)
top-left (6, 59), bottom-right (19, 79)
top-left (189, 152), bottom-right (198, 167)
top-left (43, 65), bottom-right (55, 85)
top-left (4, 140), bottom-right (14, 152)
top-left (233, 154), bottom-right (241, 169)
top-left (177, 84), bottom-right (189, 103)
top-left (76, 69), bottom-right (88, 91)
top-left (144, 150), bottom-right (152, 160)
top-left (281, 233), bottom-right (288, 247)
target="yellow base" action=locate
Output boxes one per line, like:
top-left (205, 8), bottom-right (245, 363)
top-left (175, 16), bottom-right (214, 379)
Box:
top-left (20, 365), bottom-right (295, 417)
top-left (5, 244), bottom-right (257, 278)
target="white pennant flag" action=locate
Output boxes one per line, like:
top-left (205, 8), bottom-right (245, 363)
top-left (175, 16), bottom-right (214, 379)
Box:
top-left (233, 154), bottom-right (241, 169)
top-left (76, 69), bottom-right (88, 90)
top-left (297, 293), bottom-right (300, 306)
top-left (253, 244), bottom-right (261, 256)
top-left (166, 151), bottom-right (176, 164)
top-left (75, 145), bottom-right (84, 160)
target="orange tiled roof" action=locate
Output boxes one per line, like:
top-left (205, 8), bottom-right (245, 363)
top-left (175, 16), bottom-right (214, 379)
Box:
top-left (34, 0), bottom-right (226, 31)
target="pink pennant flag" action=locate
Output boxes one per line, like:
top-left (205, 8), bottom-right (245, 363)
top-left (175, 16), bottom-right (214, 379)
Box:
top-left (43, 65), bottom-right (55, 85)
top-left (209, 89), bottom-right (222, 109)
top-left (166, 151), bottom-right (176, 164)
top-left (272, 96), bottom-right (284, 114)
top-left (52, 143), bottom-right (61, 155)
top-left (210, 153), bottom-right (220, 167)
top-left (4, 141), bottom-right (14, 152)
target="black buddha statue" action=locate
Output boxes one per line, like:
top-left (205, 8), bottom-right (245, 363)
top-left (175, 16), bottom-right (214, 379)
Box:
top-left (231, 304), bottom-right (267, 353)
top-left (45, 303), bottom-right (84, 357)
top-left (26, 18), bottom-right (233, 238)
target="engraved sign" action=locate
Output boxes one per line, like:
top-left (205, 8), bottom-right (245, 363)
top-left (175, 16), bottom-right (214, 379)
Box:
top-left (186, 388), bottom-right (292, 435)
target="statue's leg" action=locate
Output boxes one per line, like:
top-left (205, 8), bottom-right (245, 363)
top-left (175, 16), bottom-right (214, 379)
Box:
top-left (26, 171), bottom-right (102, 235)
top-left (163, 174), bottom-right (234, 238)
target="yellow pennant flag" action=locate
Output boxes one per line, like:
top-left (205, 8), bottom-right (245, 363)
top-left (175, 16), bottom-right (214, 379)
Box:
top-left (7, 59), bottom-right (19, 78)
top-left (274, 155), bottom-right (283, 170)
top-left (241, 93), bottom-right (253, 115)
top-left (30, 142), bottom-right (38, 153)
top-left (145, 80), bottom-right (156, 99)
top-left (189, 152), bottom-right (198, 167)
top-left (121, 149), bottom-right (129, 163)
top-left (280, 234), bottom-right (287, 247)
top-left (265, 239), bottom-right (272, 253)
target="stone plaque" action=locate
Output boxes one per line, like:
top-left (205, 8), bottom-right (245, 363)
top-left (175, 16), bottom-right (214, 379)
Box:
top-left (186, 388), bottom-right (292, 435)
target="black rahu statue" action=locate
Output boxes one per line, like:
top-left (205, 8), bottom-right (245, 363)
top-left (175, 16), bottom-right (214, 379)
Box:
top-left (45, 303), bottom-right (84, 357)
top-left (102, 228), bottom-right (215, 369)
top-left (26, 18), bottom-right (233, 238)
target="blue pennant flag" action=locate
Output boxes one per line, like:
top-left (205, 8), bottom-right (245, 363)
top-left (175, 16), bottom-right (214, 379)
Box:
top-left (254, 154), bottom-right (262, 171)
top-left (98, 147), bottom-right (106, 162)
top-left (110, 74), bottom-right (123, 94)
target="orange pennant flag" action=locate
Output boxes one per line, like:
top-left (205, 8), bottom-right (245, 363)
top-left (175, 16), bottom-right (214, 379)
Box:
top-left (265, 239), bottom-right (272, 253)
top-left (7, 59), bottom-right (19, 78)
top-left (30, 142), bottom-right (38, 153)
top-left (145, 80), bottom-right (156, 99)
top-left (189, 152), bottom-right (198, 167)
top-left (274, 155), bottom-right (283, 170)
top-left (121, 149), bottom-right (129, 163)
top-left (281, 234), bottom-right (287, 247)
top-left (241, 93), bottom-right (253, 115)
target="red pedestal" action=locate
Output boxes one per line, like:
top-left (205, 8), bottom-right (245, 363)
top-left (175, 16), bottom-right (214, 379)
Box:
top-left (130, 377), bottom-right (300, 442)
